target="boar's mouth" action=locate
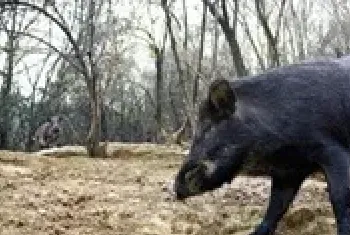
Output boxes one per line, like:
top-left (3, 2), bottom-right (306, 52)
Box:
top-left (174, 160), bottom-right (205, 200)
top-left (176, 160), bottom-right (217, 199)
top-left (174, 159), bottom-right (240, 200)
top-left (173, 145), bottom-right (246, 200)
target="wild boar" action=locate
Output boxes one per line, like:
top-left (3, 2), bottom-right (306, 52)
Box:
top-left (171, 56), bottom-right (350, 235)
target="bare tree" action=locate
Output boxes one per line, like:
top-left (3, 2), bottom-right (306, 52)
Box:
top-left (193, 1), bottom-right (207, 104)
top-left (0, 1), bottom-right (112, 156)
top-left (161, 0), bottom-right (192, 140)
top-left (254, 0), bottom-right (286, 68)
top-left (136, 27), bottom-right (167, 141)
top-left (202, 0), bottom-right (247, 76)
top-left (211, 0), bottom-right (219, 80)
top-left (0, 4), bottom-right (17, 149)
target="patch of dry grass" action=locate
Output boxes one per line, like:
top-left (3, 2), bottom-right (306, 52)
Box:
top-left (0, 145), bottom-right (336, 235)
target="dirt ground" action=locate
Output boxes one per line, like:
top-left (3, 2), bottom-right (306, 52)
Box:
top-left (0, 144), bottom-right (336, 235)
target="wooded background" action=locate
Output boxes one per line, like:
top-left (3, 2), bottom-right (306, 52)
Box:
top-left (0, 0), bottom-right (348, 155)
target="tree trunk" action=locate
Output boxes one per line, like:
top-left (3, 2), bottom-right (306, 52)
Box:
top-left (155, 52), bottom-right (163, 142)
top-left (225, 29), bottom-right (247, 76)
top-left (101, 105), bottom-right (107, 141)
top-left (86, 0), bottom-right (103, 157)
top-left (0, 5), bottom-right (16, 149)
top-left (162, 0), bottom-right (194, 137)
top-left (203, 0), bottom-right (248, 77)
top-left (162, 0), bottom-right (186, 99)
top-left (154, 31), bottom-right (166, 142)
top-left (169, 79), bottom-right (180, 130)
top-left (240, 18), bottom-right (265, 71)
top-left (182, 0), bottom-right (190, 84)
top-left (211, 0), bottom-right (219, 80)
top-left (193, 1), bottom-right (207, 104)
top-left (25, 88), bottom-right (37, 151)
top-left (255, 0), bottom-right (286, 68)
top-left (86, 84), bottom-right (102, 156)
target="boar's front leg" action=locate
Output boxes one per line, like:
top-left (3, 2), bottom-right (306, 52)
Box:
top-left (317, 144), bottom-right (350, 235)
top-left (250, 171), bottom-right (309, 235)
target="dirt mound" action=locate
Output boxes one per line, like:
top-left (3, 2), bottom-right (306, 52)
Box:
top-left (36, 146), bottom-right (87, 157)
top-left (108, 142), bottom-right (187, 158)
top-left (35, 142), bottom-right (187, 159)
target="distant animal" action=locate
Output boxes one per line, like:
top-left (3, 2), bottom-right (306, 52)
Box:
top-left (33, 116), bottom-right (63, 149)
top-left (169, 56), bottom-right (350, 235)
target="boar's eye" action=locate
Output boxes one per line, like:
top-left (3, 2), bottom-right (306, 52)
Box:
top-left (206, 144), bottom-right (237, 160)
top-left (206, 143), bottom-right (227, 157)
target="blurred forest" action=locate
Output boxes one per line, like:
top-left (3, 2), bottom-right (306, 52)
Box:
top-left (0, 0), bottom-right (348, 155)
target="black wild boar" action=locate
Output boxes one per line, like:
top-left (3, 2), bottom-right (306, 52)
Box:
top-left (34, 116), bottom-right (63, 149)
top-left (171, 56), bottom-right (350, 235)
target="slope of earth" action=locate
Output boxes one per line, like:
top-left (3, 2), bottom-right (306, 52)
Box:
top-left (0, 145), bottom-right (335, 235)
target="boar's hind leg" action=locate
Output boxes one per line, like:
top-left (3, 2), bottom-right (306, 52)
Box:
top-left (250, 172), bottom-right (309, 235)
top-left (318, 144), bottom-right (350, 235)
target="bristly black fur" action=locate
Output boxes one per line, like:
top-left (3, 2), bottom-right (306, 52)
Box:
top-left (173, 56), bottom-right (350, 235)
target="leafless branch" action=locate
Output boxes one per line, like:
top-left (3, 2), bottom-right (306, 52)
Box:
top-left (0, 1), bottom-right (89, 80)
top-left (13, 31), bottom-right (85, 75)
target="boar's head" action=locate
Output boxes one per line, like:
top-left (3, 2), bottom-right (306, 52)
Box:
top-left (50, 116), bottom-right (63, 134)
top-left (174, 79), bottom-right (251, 200)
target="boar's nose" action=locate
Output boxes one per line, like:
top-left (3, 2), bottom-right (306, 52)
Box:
top-left (175, 190), bottom-right (187, 200)
top-left (174, 180), bottom-right (190, 200)
top-left (52, 128), bottom-right (60, 134)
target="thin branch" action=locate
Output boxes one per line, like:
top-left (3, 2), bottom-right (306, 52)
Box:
top-left (0, 1), bottom-right (89, 80)
top-left (238, 17), bottom-right (265, 70)
top-left (203, 0), bottom-right (227, 32)
top-left (123, 80), bottom-right (156, 108)
top-left (13, 31), bottom-right (85, 75)
top-left (275, 0), bottom-right (287, 40)
top-left (135, 27), bottom-right (157, 45)
top-left (221, 0), bottom-right (229, 25)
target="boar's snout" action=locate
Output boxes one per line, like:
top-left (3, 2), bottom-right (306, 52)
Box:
top-left (163, 176), bottom-right (190, 200)
top-left (163, 179), bottom-right (189, 201)
top-left (171, 160), bottom-right (217, 200)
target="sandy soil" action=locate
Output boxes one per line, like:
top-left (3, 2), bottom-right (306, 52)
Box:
top-left (0, 145), bottom-right (336, 235)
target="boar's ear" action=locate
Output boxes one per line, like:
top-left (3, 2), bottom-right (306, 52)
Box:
top-left (207, 79), bottom-right (236, 119)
